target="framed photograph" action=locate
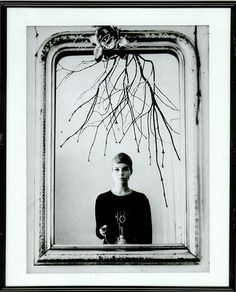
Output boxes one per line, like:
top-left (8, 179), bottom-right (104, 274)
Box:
top-left (1, 1), bottom-right (235, 291)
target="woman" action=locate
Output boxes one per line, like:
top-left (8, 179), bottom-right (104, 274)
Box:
top-left (95, 153), bottom-right (152, 244)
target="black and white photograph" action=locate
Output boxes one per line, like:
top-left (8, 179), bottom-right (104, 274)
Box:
top-left (26, 24), bottom-right (209, 271)
top-left (4, 4), bottom-right (233, 289)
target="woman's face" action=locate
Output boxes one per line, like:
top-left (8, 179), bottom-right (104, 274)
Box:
top-left (112, 162), bottom-right (132, 184)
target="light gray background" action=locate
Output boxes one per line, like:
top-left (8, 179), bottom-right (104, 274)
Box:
top-left (26, 25), bottom-right (209, 252)
top-left (55, 52), bottom-right (181, 245)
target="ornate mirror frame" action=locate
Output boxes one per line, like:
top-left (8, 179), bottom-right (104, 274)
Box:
top-left (32, 28), bottom-right (204, 266)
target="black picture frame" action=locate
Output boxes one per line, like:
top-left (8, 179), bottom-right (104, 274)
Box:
top-left (0, 1), bottom-right (235, 291)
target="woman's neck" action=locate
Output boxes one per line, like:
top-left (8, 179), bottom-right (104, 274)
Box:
top-left (111, 184), bottom-right (132, 196)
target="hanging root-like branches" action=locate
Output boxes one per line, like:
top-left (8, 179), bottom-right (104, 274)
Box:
top-left (58, 27), bottom-right (180, 207)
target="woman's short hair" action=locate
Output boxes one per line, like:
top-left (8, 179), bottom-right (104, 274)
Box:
top-left (112, 153), bottom-right (133, 173)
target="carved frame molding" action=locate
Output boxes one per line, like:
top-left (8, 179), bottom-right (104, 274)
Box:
top-left (33, 29), bottom-right (201, 265)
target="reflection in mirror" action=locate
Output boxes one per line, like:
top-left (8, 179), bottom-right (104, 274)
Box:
top-left (55, 52), bottom-right (184, 246)
top-left (28, 26), bottom-right (207, 267)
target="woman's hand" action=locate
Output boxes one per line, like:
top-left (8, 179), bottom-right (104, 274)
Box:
top-left (99, 225), bottom-right (107, 237)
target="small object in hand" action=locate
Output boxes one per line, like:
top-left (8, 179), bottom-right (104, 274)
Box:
top-left (101, 225), bottom-right (107, 232)
top-left (99, 224), bottom-right (108, 237)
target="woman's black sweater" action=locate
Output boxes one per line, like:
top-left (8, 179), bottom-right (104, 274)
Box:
top-left (95, 190), bottom-right (152, 244)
